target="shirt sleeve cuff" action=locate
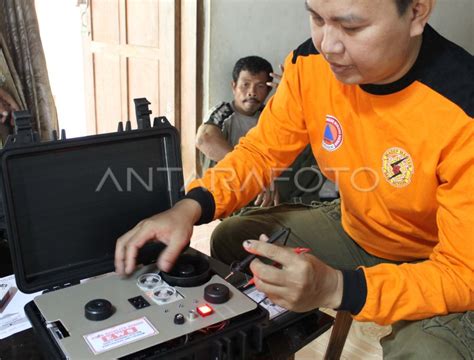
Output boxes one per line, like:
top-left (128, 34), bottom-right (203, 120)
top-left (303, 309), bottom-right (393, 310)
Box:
top-left (337, 268), bottom-right (367, 315)
top-left (183, 187), bottom-right (216, 225)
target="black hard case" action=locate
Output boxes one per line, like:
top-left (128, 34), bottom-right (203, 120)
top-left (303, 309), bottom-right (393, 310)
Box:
top-left (1, 115), bottom-right (183, 294)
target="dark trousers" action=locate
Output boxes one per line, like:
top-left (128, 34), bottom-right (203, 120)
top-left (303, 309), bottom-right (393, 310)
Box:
top-left (210, 200), bottom-right (473, 359)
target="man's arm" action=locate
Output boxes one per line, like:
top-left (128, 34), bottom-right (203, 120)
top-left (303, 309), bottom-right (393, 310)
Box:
top-left (196, 124), bottom-right (233, 162)
top-left (188, 52), bottom-right (310, 219)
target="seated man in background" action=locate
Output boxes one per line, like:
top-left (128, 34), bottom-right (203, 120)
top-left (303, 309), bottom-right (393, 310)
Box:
top-left (196, 56), bottom-right (324, 206)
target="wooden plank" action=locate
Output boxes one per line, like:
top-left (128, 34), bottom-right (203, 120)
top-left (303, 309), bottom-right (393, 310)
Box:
top-left (179, 0), bottom-right (198, 180)
top-left (84, 0), bottom-right (178, 139)
top-left (91, 0), bottom-right (120, 44)
top-left (94, 52), bottom-right (122, 134)
top-left (119, 0), bottom-right (129, 123)
top-left (127, 57), bottom-right (160, 124)
top-left (157, 0), bottom-right (177, 128)
top-left (126, 0), bottom-right (160, 47)
top-left (89, 42), bottom-right (162, 59)
top-left (81, 2), bottom-right (97, 135)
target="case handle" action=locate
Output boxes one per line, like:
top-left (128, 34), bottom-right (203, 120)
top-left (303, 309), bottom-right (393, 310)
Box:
top-left (134, 98), bottom-right (152, 129)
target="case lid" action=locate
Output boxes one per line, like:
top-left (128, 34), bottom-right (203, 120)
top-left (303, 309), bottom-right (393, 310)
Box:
top-left (0, 124), bottom-right (184, 293)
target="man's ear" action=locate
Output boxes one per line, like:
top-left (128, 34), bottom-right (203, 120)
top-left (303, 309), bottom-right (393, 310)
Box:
top-left (231, 81), bottom-right (237, 93)
top-left (409, 0), bottom-right (436, 37)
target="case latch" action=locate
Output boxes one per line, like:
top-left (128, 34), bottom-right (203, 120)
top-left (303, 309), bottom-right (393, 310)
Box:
top-left (153, 116), bottom-right (171, 128)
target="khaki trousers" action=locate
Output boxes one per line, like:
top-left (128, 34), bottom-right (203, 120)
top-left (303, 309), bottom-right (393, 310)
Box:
top-left (210, 200), bottom-right (473, 359)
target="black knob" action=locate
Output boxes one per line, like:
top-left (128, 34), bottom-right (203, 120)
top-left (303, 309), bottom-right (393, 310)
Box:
top-left (204, 283), bottom-right (230, 304)
top-left (176, 263), bottom-right (196, 277)
top-left (85, 299), bottom-right (114, 321)
top-left (174, 313), bottom-right (185, 325)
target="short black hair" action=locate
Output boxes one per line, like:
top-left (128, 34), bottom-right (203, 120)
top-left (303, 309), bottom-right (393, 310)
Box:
top-left (232, 56), bottom-right (273, 83)
top-left (394, 0), bottom-right (413, 16)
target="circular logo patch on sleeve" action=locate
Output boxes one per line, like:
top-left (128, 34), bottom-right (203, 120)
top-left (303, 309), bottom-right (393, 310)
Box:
top-left (382, 147), bottom-right (414, 187)
top-left (322, 115), bottom-right (343, 151)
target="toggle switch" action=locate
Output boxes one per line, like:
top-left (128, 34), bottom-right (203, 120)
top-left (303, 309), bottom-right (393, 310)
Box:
top-left (188, 310), bottom-right (198, 321)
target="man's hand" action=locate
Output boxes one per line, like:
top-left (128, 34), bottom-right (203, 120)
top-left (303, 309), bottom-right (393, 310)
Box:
top-left (244, 234), bottom-right (343, 311)
top-left (254, 186), bottom-right (280, 207)
top-left (266, 64), bottom-right (284, 89)
top-left (114, 199), bottom-right (202, 275)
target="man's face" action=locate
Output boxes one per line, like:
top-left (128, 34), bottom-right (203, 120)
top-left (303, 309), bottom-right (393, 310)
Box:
top-left (306, 0), bottom-right (418, 85)
top-left (232, 70), bottom-right (271, 116)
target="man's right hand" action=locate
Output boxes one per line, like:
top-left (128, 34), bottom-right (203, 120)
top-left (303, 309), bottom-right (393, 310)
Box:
top-left (114, 199), bottom-right (202, 275)
top-left (266, 64), bottom-right (284, 89)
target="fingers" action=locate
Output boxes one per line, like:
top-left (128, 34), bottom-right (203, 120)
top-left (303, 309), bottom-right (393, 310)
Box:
top-left (115, 211), bottom-right (192, 275)
top-left (249, 258), bottom-right (285, 286)
top-left (266, 81), bottom-right (279, 89)
top-left (253, 278), bottom-right (287, 301)
top-left (243, 240), bottom-right (296, 266)
top-left (270, 72), bottom-right (282, 81)
top-left (266, 66), bottom-right (283, 89)
top-left (157, 233), bottom-right (188, 272)
top-left (114, 225), bottom-right (139, 275)
top-left (254, 188), bottom-right (276, 207)
top-left (260, 192), bottom-right (273, 207)
top-left (115, 222), bottom-right (144, 274)
top-left (266, 73), bottom-right (281, 89)
top-left (254, 190), bottom-right (272, 207)
top-left (273, 190), bottom-right (280, 206)
top-left (253, 192), bottom-right (264, 206)
top-left (251, 275), bottom-right (297, 311)
top-left (116, 222), bottom-right (157, 275)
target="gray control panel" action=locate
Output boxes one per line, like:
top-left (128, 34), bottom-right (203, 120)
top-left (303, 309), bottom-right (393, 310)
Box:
top-left (34, 264), bottom-right (258, 359)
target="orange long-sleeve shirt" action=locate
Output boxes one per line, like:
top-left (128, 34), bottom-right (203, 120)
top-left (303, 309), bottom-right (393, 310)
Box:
top-left (188, 25), bottom-right (474, 325)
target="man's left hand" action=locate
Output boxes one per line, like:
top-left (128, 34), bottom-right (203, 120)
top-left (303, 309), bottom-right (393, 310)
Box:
top-left (254, 186), bottom-right (280, 207)
top-left (244, 234), bottom-right (343, 312)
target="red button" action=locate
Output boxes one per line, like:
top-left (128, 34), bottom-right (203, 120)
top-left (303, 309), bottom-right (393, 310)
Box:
top-left (196, 304), bottom-right (213, 317)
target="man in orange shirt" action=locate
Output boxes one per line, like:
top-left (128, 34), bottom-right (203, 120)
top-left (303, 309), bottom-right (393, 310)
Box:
top-left (115, 0), bottom-right (473, 358)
